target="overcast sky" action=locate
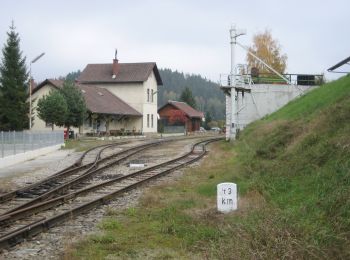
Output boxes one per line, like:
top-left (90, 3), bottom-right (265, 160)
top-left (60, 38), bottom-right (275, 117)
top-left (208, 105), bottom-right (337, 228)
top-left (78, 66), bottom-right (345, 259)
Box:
top-left (0, 0), bottom-right (348, 83)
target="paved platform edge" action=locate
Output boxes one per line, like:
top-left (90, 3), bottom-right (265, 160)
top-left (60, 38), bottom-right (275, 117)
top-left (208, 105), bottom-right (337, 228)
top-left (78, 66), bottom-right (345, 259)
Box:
top-left (0, 144), bottom-right (64, 169)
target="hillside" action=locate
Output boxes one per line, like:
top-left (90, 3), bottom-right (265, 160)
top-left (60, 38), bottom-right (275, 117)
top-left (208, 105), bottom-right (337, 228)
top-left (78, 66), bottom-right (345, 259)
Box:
top-left (66, 75), bottom-right (350, 259)
top-left (158, 68), bottom-right (225, 120)
top-left (230, 74), bottom-right (350, 258)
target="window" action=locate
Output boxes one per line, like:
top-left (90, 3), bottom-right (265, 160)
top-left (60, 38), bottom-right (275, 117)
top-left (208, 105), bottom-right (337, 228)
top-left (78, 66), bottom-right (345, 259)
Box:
top-left (147, 114), bottom-right (150, 128)
top-left (151, 89), bottom-right (153, 102)
top-left (147, 88), bottom-right (150, 102)
top-left (151, 114), bottom-right (154, 128)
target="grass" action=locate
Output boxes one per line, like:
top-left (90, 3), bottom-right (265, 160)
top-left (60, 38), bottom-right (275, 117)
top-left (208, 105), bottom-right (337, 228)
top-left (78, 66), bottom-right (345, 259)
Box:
top-left (65, 75), bottom-right (350, 259)
top-left (62, 138), bottom-right (118, 152)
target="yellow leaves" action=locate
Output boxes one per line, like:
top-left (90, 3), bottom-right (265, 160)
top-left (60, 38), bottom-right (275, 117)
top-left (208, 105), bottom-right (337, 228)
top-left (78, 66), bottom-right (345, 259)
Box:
top-left (247, 29), bottom-right (287, 74)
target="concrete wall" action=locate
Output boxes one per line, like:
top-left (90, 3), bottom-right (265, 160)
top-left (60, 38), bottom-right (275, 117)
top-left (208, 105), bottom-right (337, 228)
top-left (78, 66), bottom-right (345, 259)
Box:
top-left (225, 84), bottom-right (318, 140)
top-left (0, 144), bottom-right (63, 169)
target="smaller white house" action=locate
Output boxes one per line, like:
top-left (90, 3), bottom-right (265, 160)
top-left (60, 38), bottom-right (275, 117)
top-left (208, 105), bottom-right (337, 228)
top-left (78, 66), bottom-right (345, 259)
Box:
top-left (31, 79), bottom-right (144, 135)
top-left (31, 79), bottom-right (68, 132)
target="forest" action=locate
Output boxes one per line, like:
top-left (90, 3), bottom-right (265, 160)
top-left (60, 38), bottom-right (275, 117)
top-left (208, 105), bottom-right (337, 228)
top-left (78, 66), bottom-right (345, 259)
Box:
top-left (158, 68), bottom-right (225, 120)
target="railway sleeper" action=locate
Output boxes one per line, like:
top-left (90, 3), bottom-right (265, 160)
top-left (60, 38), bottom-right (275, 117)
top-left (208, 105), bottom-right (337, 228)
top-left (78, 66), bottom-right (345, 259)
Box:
top-left (16, 192), bottom-right (36, 199)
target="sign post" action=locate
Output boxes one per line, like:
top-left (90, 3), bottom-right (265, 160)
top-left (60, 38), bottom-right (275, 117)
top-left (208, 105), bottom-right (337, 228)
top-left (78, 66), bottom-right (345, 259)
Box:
top-left (217, 182), bottom-right (237, 213)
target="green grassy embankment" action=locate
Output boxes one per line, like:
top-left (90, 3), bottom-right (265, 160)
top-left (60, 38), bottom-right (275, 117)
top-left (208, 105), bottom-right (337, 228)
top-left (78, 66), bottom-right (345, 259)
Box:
top-left (65, 75), bottom-right (350, 259)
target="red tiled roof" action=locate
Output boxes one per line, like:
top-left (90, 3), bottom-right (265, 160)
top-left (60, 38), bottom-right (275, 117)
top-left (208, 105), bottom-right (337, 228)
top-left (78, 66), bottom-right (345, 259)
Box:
top-left (159, 101), bottom-right (204, 118)
top-left (33, 79), bottom-right (141, 117)
top-left (77, 85), bottom-right (142, 116)
top-left (77, 62), bottom-right (163, 85)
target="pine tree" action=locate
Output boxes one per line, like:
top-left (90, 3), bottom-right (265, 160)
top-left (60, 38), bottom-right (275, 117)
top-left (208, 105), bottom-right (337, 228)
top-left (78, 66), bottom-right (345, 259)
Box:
top-left (0, 22), bottom-right (29, 131)
top-left (204, 111), bottom-right (212, 130)
top-left (0, 22), bottom-right (29, 130)
top-left (180, 87), bottom-right (197, 109)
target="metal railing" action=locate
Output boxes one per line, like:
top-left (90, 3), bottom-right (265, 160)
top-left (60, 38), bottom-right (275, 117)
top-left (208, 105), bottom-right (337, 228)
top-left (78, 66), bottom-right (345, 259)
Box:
top-left (0, 131), bottom-right (64, 158)
top-left (220, 73), bottom-right (324, 86)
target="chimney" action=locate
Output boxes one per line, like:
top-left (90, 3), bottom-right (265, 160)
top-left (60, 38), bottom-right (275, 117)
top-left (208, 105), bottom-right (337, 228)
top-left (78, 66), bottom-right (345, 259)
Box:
top-left (112, 49), bottom-right (119, 77)
top-left (112, 58), bottom-right (119, 77)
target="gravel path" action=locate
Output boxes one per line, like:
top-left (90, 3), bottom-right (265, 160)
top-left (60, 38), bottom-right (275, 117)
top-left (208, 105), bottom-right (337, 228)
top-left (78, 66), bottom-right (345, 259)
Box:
top-left (0, 149), bottom-right (80, 194)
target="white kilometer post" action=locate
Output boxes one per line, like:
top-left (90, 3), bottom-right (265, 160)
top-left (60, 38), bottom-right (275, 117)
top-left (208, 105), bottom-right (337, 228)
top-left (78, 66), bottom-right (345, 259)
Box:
top-left (217, 182), bottom-right (237, 213)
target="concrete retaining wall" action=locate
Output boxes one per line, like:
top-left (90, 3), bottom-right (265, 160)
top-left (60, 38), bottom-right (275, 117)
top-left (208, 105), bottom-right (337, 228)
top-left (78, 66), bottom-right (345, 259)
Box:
top-left (225, 84), bottom-right (318, 140)
top-left (0, 144), bottom-right (64, 169)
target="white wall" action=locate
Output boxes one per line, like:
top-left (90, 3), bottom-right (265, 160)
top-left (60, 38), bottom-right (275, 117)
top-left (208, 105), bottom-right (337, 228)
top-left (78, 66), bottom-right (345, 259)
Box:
top-left (0, 144), bottom-right (63, 169)
top-left (225, 84), bottom-right (318, 140)
top-left (142, 72), bottom-right (158, 133)
top-left (92, 71), bottom-right (159, 133)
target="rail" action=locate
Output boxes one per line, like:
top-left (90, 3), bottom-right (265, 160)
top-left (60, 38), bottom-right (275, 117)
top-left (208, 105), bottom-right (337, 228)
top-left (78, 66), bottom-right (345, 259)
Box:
top-left (0, 137), bottom-right (223, 250)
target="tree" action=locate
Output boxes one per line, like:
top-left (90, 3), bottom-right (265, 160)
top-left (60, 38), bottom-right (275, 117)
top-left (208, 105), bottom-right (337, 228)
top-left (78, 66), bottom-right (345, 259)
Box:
top-left (0, 22), bottom-right (28, 130)
top-left (65, 70), bottom-right (81, 82)
top-left (60, 80), bottom-right (86, 131)
top-left (203, 111), bottom-right (212, 130)
top-left (247, 29), bottom-right (287, 74)
top-left (168, 109), bottom-right (187, 125)
top-left (37, 90), bottom-right (68, 130)
top-left (180, 87), bottom-right (197, 109)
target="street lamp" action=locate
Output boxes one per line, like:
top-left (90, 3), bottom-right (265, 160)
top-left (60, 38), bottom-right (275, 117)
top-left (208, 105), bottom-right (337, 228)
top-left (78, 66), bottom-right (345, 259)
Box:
top-left (29, 52), bottom-right (45, 130)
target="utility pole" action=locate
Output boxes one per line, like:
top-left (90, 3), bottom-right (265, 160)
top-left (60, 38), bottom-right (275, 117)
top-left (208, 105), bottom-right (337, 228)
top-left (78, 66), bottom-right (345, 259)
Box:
top-left (229, 25), bottom-right (245, 140)
top-left (29, 52), bottom-right (45, 130)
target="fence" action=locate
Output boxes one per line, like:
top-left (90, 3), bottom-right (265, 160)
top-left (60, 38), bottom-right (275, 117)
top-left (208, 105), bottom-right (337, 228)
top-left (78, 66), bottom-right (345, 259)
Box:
top-left (220, 73), bottom-right (324, 86)
top-left (163, 126), bottom-right (185, 133)
top-left (0, 130), bottom-right (64, 158)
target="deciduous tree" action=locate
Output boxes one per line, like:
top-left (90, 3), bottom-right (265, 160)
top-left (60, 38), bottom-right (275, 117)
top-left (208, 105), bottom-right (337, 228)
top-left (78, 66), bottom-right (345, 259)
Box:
top-left (61, 80), bottom-right (87, 131)
top-left (247, 29), bottom-right (287, 74)
top-left (37, 90), bottom-right (67, 130)
top-left (168, 109), bottom-right (187, 125)
top-left (0, 22), bottom-right (29, 130)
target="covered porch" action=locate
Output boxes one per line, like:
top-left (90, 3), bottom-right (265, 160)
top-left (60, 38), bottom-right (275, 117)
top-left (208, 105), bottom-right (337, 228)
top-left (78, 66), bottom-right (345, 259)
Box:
top-left (82, 113), bottom-right (142, 136)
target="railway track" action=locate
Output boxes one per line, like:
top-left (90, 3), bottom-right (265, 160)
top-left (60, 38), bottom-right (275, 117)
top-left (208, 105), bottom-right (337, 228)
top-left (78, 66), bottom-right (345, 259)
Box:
top-left (0, 141), bottom-right (130, 204)
top-left (0, 139), bottom-right (164, 216)
top-left (0, 137), bottom-right (222, 250)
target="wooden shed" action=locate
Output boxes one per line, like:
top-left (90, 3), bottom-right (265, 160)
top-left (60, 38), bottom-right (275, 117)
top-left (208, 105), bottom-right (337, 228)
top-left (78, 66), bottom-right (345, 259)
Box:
top-left (158, 101), bottom-right (204, 132)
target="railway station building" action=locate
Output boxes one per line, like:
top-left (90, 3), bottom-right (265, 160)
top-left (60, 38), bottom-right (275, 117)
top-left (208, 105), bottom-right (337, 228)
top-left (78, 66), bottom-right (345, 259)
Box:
top-left (31, 57), bottom-right (163, 136)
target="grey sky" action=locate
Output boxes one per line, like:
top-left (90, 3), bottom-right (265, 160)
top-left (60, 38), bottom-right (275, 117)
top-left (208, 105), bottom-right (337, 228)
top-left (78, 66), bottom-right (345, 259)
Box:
top-left (0, 0), bottom-right (348, 83)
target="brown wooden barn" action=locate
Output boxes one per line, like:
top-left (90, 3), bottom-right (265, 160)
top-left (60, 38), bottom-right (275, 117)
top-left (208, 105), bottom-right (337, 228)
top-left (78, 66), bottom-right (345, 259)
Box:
top-left (158, 101), bottom-right (204, 133)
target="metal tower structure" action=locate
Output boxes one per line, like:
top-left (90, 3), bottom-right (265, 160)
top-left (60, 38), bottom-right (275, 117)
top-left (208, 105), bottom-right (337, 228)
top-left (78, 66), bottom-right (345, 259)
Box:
top-left (223, 25), bottom-right (292, 141)
top-left (228, 25), bottom-right (247, 140)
